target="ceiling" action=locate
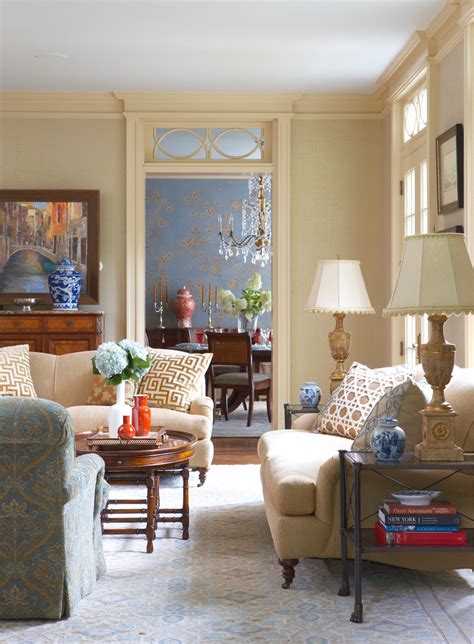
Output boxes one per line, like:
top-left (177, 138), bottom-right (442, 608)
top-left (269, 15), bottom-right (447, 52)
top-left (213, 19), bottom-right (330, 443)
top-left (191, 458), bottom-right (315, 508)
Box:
top-left (0, 0), bottom-right (446, 94)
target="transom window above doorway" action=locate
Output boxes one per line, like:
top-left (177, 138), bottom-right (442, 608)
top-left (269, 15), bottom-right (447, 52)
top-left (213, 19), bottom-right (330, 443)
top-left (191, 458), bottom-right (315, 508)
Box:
top-left (151, 127), bottom-right (265, 161)
top-left (403, 86), bottom-right (427, 143)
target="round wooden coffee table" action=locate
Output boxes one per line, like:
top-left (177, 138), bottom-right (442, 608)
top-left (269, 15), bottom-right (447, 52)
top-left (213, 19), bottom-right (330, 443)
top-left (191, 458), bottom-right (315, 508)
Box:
top-left (76, 430), bottom-right (197, 553)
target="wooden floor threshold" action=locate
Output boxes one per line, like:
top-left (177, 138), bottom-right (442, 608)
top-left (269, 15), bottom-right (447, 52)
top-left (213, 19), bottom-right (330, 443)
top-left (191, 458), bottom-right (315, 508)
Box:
top-left (212, 436), bottom-right (260, 464)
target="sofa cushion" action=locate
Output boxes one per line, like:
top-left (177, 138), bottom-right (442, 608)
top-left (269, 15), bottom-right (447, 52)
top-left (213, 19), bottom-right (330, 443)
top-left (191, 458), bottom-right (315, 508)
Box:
top-left (86, 376), bottom-right (134, 406)
top-left (0, 344), bottom-right (37, 397)
top-left (138, 350), bottom-right (212, 412)
top-left (258, 430), bottom-right (352, 515)
top-left (67, 404), bottom-right (212, 440)
top-left (315, 362), bottom-right (410, 439)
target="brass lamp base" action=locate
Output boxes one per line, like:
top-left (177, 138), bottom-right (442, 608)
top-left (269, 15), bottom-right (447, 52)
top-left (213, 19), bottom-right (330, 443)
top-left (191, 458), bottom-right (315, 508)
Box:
top-left (328, 313), bottom-right (351, 393)
top-left (416, 314), bottom-right (464, 462)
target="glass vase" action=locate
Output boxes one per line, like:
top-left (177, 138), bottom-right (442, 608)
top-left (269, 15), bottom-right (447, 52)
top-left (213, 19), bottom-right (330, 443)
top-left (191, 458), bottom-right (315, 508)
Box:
top-left (237, 313), bottom-right (259, 333)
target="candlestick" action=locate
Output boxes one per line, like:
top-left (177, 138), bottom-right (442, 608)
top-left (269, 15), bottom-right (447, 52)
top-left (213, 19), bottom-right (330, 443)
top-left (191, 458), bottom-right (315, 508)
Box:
top-left (153, 299), bottom-right (168, 329)
top-left (159, 281), bottom-right (163, 303)
top-left (153, 283), bottom-right (157, 304)
top-left (208, 282), bottom-right (212, 305)
top-left (165, 283), bottom-right (169, 304)
top-left (201, 283), bottom-right (204, 306)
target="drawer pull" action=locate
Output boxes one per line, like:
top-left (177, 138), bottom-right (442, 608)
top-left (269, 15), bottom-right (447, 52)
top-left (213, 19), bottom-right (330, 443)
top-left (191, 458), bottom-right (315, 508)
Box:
top-left (66, 320), bottom-right (73, 328)
top-left (13, 320), bottom-right (20, 328)
top-left (117, 460), bottom-right (122, 465)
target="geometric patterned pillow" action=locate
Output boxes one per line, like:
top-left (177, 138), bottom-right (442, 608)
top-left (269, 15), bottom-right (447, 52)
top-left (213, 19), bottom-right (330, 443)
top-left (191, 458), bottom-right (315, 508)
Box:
top-left (314, 362), bottom-right (409, 440)
top-left (138, 351), bottom-right (212, 412)
top-left (0, 344), bottom-right (37, 397)
top-left (86, 376), bottom-right (135, 406)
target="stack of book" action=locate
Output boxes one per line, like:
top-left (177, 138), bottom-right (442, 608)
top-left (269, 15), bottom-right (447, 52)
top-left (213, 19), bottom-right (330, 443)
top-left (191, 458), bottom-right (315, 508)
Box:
top-left (375, 499), bottom-right (467, 546)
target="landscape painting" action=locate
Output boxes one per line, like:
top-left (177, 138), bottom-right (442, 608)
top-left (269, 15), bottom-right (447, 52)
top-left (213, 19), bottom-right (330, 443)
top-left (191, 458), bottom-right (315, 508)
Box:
top-left (0, 190), bottom-right (99, 304)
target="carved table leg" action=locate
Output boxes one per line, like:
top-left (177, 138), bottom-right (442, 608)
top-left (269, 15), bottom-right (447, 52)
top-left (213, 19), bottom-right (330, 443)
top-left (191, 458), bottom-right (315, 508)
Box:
top-left (182, 466), bottom-right (190, 540)
top-left (145, 474), bottom-right (157, 553)
top-left (278, 558), bottom-right (299, 589)
top-left (197, 467), bottom-right (208, 487)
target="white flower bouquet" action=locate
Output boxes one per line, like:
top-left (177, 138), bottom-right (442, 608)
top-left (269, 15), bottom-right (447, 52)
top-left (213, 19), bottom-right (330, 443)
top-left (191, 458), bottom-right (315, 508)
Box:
top-left (218, 272), bottom-right (272, 321)
top-left (92, 339), bottom-right (152, 385)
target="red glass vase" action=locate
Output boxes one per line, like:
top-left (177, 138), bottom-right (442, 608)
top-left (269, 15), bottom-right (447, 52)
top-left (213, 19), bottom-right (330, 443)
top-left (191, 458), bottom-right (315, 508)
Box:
top-left (132, 394), bottom-right (151, 436)
top-left (118, 415), bottom-right (136, 440)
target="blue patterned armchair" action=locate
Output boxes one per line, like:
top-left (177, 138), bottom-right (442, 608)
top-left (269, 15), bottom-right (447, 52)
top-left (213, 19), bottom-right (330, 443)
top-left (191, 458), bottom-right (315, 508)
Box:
top-left (0, 397), bottom-right (108, 619)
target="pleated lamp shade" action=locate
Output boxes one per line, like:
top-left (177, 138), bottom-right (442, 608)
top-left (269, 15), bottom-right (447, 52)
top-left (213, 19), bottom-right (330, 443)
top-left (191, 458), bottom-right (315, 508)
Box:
top-left (384, 233), bottom-right (474, 316)
top-left (305, 260), bottom-right (375, 314)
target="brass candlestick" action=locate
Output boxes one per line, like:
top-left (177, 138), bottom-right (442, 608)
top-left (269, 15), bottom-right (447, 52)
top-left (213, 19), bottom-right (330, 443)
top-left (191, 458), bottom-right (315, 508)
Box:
top-left (328, 312), bottom-right (351, 393)
top-left (416, 314), bottom-right (463, 461)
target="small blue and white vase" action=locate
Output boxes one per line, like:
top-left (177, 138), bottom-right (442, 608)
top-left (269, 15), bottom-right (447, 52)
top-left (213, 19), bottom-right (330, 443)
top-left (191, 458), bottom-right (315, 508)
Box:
top-left (48, 258), bottom-right (83, 311)
top-left (299, 381), bottom-right (321, 408)
top-left (370, 417), bottom-right (406, 462)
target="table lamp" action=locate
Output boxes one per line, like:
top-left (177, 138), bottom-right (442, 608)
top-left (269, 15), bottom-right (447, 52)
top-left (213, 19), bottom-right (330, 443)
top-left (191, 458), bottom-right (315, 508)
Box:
top-left (383, 233), bottom-right (474, 461)
top-left (305, 259), bottom-right (375, 392)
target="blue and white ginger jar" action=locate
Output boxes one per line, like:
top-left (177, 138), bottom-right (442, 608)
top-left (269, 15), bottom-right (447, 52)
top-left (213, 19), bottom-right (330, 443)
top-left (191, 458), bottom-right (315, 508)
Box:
top-left (299, 381), bottom-right (321, 408)
top-left (48, 258), bottom-right (83, 310)
top-left (370, 417), bottom-right (406, 462)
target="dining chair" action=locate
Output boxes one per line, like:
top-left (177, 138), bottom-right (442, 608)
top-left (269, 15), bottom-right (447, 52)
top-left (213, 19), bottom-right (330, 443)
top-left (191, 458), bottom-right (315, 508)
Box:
top-left (207, 331), bottom-right (272, 427)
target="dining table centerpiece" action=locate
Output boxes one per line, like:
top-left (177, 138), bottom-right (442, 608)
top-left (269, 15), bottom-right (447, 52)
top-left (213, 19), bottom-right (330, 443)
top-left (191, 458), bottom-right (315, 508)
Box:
top-left (92, 339), bottom-right (153, 437)
top-left (218, 272), bottom-right (272, 332)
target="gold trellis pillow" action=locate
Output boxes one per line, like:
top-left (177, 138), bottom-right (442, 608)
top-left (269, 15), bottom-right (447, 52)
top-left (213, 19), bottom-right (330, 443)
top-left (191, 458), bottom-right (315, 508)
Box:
top-left (86, 376), bottom-right (135, 406)
top-left (0, 344), bottom-right (37, 398)
top-left (314, 362), bottom-right (410, 440)
top-left (138, 350), bottom-right (212, 412)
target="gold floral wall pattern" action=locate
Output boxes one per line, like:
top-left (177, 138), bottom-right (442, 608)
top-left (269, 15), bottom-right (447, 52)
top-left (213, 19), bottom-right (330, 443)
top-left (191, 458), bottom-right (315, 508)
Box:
top-left (145, 178), bottom-right (272, 328)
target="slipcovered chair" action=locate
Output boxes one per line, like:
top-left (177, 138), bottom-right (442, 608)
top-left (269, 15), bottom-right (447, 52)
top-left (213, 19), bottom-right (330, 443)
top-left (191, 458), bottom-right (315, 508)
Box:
top-left (0, 397), bottom-right (109, 619)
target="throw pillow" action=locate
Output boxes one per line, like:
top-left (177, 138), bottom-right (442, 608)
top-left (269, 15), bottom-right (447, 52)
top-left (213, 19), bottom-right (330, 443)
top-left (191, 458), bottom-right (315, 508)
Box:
top-left (314, 362), bottom-right (410, 440)
top-left (138, 350), bottom-right (212, 412)
top-left (0, 344), bottom-right (37, 397)
top-left (86, 376), bottom-right (135, 406)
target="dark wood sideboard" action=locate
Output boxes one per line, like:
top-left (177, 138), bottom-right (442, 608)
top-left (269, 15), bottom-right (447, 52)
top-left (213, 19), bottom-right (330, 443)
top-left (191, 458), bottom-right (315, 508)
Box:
top-left (0, 311), bottom-right (104, 355)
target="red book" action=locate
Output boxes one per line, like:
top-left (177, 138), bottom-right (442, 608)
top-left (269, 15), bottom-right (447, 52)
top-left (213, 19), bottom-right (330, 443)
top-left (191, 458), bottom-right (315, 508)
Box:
top-left (375, 521), bottom-right (466, 546)
top-left (382, 500), bottom-right (456, 515)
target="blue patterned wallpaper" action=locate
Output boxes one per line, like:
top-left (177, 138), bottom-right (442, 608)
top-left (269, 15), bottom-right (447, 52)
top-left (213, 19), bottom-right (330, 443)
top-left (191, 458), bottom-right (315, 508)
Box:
top-left (145, 178), bottom-right (272, 329)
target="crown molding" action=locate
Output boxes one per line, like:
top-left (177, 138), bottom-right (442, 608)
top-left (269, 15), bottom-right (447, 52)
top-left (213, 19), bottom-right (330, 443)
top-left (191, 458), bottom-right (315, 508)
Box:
top-left (0, 92), bottom-right (123, 114)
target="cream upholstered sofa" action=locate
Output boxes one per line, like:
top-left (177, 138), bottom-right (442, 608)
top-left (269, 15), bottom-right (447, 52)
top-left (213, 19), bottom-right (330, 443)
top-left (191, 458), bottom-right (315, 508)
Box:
top-left (29, 349), bottom-right (214, 484)
top-left (258, 366), bottom-right (474, 588)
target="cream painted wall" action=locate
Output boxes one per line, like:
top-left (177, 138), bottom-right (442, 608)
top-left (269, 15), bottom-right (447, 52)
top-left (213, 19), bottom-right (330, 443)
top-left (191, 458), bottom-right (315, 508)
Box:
top-left (291, 119), bottom-right (391, 401)
top-left (437, 40), bottom-right (464, 232)
top-left (0, 117), bottom-right (126, 341)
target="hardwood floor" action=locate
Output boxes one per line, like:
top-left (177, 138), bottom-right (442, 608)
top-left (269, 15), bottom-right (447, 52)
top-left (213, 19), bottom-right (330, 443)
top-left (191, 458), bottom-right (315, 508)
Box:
top-left (212, 437), bottom-right (260, 464)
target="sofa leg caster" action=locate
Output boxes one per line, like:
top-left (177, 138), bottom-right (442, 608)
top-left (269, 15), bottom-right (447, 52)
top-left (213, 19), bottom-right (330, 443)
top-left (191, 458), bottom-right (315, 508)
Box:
top-left (197, 468), bottom-right (208, 487)
top-left (278, 558), bottom-right (299, 589)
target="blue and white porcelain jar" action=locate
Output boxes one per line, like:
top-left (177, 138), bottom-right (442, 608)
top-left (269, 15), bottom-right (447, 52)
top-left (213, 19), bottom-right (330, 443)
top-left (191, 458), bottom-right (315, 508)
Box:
top-left (370, 417), bottom-right (406, 462)
top-left (48, 258), bottom-right (83, 310)
top-left (299, 381), bottom-right (321, 408)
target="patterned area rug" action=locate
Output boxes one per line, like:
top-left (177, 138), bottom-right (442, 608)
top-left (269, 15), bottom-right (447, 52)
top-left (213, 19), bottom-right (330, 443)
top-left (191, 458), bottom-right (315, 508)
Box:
top-left (212, 401), bottom-right (272, 437)
top-left (1, 465), bottom-right (473, 643)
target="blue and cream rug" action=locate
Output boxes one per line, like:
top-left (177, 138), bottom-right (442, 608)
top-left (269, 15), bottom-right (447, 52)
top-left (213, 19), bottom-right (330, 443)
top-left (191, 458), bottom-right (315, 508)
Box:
top-left (1, 465), bottom-right (473, 643)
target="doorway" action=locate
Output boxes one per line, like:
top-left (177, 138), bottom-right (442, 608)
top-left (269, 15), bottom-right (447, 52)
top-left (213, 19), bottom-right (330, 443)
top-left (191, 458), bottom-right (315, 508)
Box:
top-left (144, 174), bottom-right (273, 438)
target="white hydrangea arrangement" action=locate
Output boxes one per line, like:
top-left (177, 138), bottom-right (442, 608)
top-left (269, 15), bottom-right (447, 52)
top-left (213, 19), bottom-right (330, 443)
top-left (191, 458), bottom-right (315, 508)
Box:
top-left (92, 339), bottom-right (152, 385)
top-left (218, 272), bottom-right (272, 321)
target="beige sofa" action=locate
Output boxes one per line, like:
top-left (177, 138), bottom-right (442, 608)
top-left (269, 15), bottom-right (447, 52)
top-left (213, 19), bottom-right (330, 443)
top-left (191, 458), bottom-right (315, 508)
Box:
top-left (29, 350), bottom-right (214, 484)
top-left (258, 367), bottom-right (474, 588)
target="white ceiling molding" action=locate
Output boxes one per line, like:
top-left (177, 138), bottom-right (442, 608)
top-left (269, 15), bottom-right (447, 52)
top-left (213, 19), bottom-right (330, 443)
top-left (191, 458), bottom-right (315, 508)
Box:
top-left (0, 2), bottom-right (467, 121)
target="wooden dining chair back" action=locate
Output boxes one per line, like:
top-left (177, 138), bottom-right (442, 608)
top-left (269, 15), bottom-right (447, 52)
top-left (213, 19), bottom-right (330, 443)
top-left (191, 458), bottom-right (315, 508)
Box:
top-left (207, 331), bottom-right (272, 427)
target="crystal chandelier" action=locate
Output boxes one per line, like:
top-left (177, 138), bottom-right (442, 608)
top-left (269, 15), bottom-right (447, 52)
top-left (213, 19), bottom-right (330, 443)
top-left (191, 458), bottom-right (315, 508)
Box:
top-left (218, 174), bottom-right (272, 267)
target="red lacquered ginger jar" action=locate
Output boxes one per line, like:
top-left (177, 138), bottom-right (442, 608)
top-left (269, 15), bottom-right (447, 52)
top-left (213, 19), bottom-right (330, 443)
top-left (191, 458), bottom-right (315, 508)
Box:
top-left (132, 394), bottom-right (151, 436)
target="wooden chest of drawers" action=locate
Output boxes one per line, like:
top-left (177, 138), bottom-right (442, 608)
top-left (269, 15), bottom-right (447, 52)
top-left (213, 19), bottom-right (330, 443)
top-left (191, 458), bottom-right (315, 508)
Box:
top-left (0, 311), bottom-right (104, 355)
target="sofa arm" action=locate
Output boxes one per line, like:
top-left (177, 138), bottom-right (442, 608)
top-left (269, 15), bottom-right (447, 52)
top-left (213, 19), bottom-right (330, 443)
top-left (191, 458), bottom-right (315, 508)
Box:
top-left (190, 396), bottom-right (214, 424)
top-left (292, 413), bottom-right (318, 431)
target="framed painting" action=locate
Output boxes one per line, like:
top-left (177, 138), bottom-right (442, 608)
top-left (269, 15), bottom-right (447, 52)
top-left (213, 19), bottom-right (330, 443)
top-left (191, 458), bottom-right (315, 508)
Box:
top-left (436, 124), bottom-right (464, 214)
top-left (0, 189), bottom-right (99, 304)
